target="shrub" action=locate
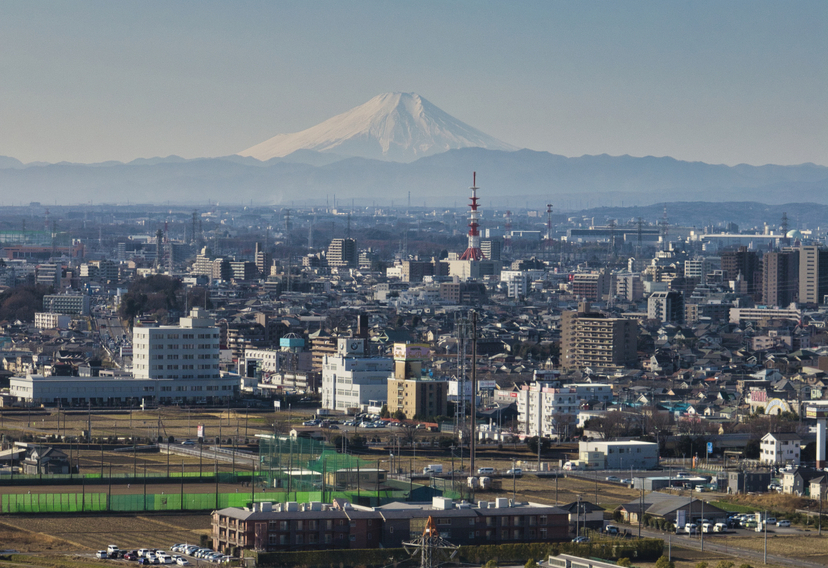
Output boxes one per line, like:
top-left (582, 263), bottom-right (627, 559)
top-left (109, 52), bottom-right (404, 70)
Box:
top-left (524, 560), bottom-right (539, 568)
top-left (715, 562), bottom-right (734, 568)
top-left (484, 561), bottom-right (499, 568)
top-left (655, 557), bottom-right (675, 568)
top-left (617, 558), bottom-right (632, 567)
top-left (738, 564), bottom-right (753, 568)
top-left (695, 562), bottom-right (708, 568)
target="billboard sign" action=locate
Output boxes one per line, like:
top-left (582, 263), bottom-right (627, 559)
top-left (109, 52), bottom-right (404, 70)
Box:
top-left (197, 424), bottom-right (204, 439)
top-left (393, 343), bottom-right (430, 361)
top-left (806, 406), bottom-right (828, 419)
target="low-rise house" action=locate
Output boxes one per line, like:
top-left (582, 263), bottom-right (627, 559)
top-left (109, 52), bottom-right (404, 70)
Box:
top-left (781, 467), bottom-right (822, 496)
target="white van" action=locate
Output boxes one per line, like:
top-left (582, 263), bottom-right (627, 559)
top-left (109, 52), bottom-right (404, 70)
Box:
top-left (713, 523), bottom-right (727, 533)
top-left (477, 467), bottom-right (495, 475)
top-left (701, 523), bottom-right (714, 533)
top-left (107, 545), bottom-right (120, 555)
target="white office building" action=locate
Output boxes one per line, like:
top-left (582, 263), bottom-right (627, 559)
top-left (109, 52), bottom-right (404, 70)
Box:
top-left (321, 338), bottom-right (393, 412)
top-left (133, 307), bottom-right (220, 380)
top-left (10, 308), bottom-right (240, 406)
top-left (578, 440), bottom-right (659, 470)
top-left (500, 270), bottom-right (545, 298)
top-left (516, 382), bottom-right (614, 438)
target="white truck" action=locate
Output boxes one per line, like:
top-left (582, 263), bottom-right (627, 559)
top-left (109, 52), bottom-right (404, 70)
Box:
top-left (423, 464), bottom-right (443, 475)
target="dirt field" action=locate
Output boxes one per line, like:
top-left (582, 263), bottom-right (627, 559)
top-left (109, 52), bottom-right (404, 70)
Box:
top-left (0, 514), bottom-right (210, 553)
top-left (634, 544), bottom-right (790, 568)
top-left (720, 534), bottom-right (828, 565)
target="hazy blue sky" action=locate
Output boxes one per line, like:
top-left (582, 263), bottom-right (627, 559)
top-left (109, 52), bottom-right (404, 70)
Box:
top-left (1, 1), bottom-right (825, 166)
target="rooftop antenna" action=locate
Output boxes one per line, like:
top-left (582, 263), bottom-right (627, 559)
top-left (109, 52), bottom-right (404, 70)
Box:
top-left (608, 218), bottom-right (616, 262)
top-left (503, 209), bottom-right (512, 254)
top-left (347, 212), bottom-right (351, 239)
top-left (544, 203), bottom-right (554, 260)
top-left (636, 217), bottom-right (644, 258)
top-left (660, 207), bottom-right (669, 251)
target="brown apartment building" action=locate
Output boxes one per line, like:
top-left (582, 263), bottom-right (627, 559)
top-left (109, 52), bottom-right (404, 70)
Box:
top-left (561, 302), bottom-right (637, 371)
top-left (212, 497), bottom-right (569, 554)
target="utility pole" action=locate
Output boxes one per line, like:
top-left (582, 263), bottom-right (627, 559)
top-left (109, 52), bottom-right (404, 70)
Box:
top-left (764, 508), bottom-right (768, 564)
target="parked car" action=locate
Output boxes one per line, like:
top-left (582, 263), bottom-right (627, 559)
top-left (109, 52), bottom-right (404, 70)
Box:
top-left (124, 553), bottom-right (139, 561)
top-left (713, 523), bottom-right (727, 533)
top-left (572, 536), bottom-right (590, 543)
top-left (606, 475), bottom-right (620, 482)
top-left (107, 545), bottom-right (120, 555)
top-left (765, 517), bottom-right (777, 525)
top-left (176, 559), bottom-right (191, 566)
top-left (701, 523), bottom-right (714, 533)
top-left (181, 440), bottom-right (196, 446)
top-left (96, 551), bottom-right (108, 559)
top-left (506, 468), bottom-right (523, 477)
top-left (620, 478), bottom-right (632, 485)
top-left (744, 520), bottom-right (758, 529)
top-left (684, 523), bottom-right (698, 534)
top-left (777, 520), bottom-right (791, 527)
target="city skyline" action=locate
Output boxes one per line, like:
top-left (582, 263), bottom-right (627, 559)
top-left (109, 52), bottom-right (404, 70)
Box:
top-left (0, 1), bottom-right (825, 167)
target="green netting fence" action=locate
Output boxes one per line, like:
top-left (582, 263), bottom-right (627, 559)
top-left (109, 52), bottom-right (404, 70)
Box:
top-left (0, 489), bottom-right (404, 514)
top-left (258, 435), bottom-right (383, 494)
top-left (0, 471), bottom-right (257, 485)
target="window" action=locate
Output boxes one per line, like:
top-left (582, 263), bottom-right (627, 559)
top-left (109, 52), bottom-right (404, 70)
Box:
top-left (501, 530), bottom-right (508, 540)
top-left (349, 535), bottom-right (356, 542)
top-left (469, 518), bottom-right (475, 526)
top-left (469, 531), bottom-right (475, 539)
top-left (280, 521), bottom-right (288, 531)
top-left (296, 520), bottom-right (303, 530)
top-left (295, 535), bottom-right (303, 545)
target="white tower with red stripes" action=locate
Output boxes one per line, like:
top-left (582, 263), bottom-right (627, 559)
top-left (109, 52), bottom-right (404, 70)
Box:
top-left (459, 172), bottom-right (484, 260)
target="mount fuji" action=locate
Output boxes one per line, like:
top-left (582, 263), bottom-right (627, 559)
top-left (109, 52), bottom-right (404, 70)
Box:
top-left (238, 92), bottom-right (518, 162)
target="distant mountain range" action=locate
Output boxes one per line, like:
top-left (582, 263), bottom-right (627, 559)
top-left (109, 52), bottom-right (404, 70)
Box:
top-left (0, 148), bottom-right (825, 207)
top-left (0, 91), bottom-right (825, 206)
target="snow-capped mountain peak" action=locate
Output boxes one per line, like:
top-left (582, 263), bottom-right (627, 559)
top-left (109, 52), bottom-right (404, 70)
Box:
top-left (238, 92), bottom-right (517, 162)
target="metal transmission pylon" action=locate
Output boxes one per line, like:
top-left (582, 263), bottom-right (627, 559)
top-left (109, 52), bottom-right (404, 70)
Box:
top-left (454, 313), bottom-right (472, 443)
top-left (403, 516), bottom-right (458, 568)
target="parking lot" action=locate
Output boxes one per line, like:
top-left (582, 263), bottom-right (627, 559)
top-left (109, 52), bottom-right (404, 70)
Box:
top-left (91, 543), bottom-right (233, 565)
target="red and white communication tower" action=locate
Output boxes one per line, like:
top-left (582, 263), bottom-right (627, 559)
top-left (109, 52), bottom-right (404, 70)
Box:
top-left (459, 172), bottom-right (485, 260)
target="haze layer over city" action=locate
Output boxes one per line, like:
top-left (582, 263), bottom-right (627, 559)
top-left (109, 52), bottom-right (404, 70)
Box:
top-left (1, 3), bottom-right (828, 568)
